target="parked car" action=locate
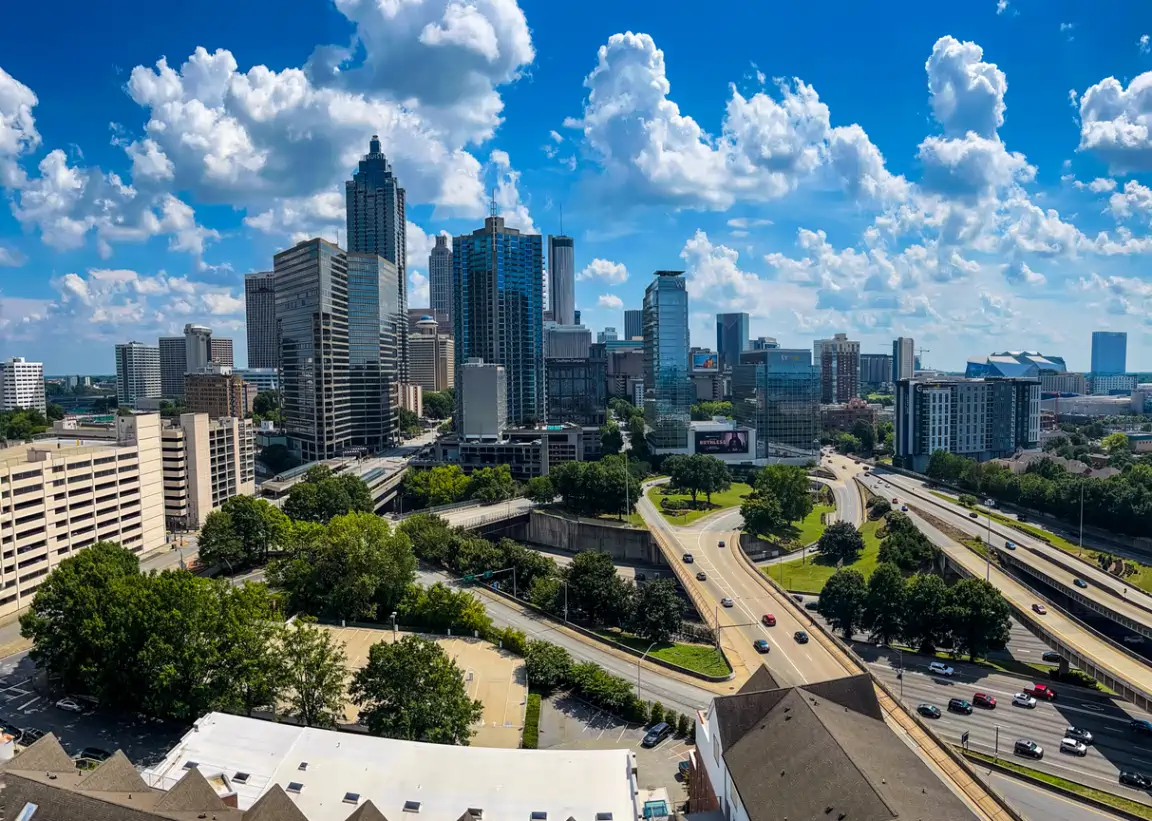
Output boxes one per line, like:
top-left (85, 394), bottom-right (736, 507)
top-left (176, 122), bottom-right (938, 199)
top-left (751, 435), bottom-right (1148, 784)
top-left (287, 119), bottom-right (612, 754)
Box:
top-left (973, 692), bottom-right (996, 709)
top-left (642, 723), bottom-right (673, 748)
top-left (76, 747), bottom-right (112, 763)
top-left (917, 704), bottom-right (941, 719)
top-left (1025, 683), bottom-right (1057, 701)
top-left (794, 631), bottom-right (809, 644)
top-left (947, 698), bottom-right (973, 715)
top-left (1004, 541), bottom-right (1016, 550)
top-left (1066, 727), bottom-right (1093, 744)
top-left (18, 728), bottom-right (44, 744)
top-left (696, 571), bottom-right (708, 581)
top-left (761, 614), bottom-right (776, 627)
top-left (1074, 578), bottom-right (1088, 589)
top-left (804, 600), bottom-right (819, 611)
top-left (928, 661), bottom-right (954, 677)
top-left (1012, 693), bottom-right (1037, 709)
top-left (1032, 603), bottom-right (1048, 615)
top-left (1120, 772), bottom-right (1152, 790)
top-left (55, 698), bottom-right (84, 714)
top-left (753, 639), bottom-right (770, 654)
top-left (1041, 651), bottom-right (1061, 662)
top-left (682, 553), bottom-right (694, 563)
top-left (1130, 719), bottom-right (1152, 735)
top-left (721, 597), bottom-right (734, 608)
top-left (1013, 739), bottom-right (1043, 760)
top-left (1059, 737), bottom-right (1088, 756)
top-left (717, 540), bottom-right (726, 548)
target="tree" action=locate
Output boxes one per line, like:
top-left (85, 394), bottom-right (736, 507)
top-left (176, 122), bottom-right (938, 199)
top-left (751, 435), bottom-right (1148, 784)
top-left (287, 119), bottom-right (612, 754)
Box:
top-left (754, 464), bottom-right (813, 523)
top-left (691, 401), bottom-right (733, 420)
top-left (817, 569), bottom-right (866, 639)
top-left (629, 579), bottom-right (683, 643)
top-left (467, 464), bottom-right (517, 504)
top-left (528, 575), bottom-right (565, 614)
top-left (398, 513), bottom-right (456, 565)
top-left (524, 641), bottom-right (572, 691)
top-left (851, 419), bottom-right (876, 452)
top-left (741, 492), bottom-right (784, 536)
top-left (693, 455), bottom-right (732, 505)
top-left (945, 578), bottom-right (1011, 661)
top-left (817, 521), bottom-right (865, 565)
top-left (903, 574), bottom-right (952, 654)
top-left (627, 414), bottom-right (649, 460)
top-left (46, 402), bottom-right (65, 421)
top-left (564, 551), bottom-right (634, 625)
top-left (398, 407), bottom-right (421, 435)
top-left (676, 712), bottom-right (691, 736)
top-left (280, 618), bottom-right (348, 728)
top-left (403, 465), bottom-right (470, 509)
top-left (525, 475), bottom-right (555, 505)
top-left (1102, 432), bottom-right (1131, 454)
top-left (219, 495), bottom-right (291, 564)
top-left (834, 433), bottom-right (861, 454)
top-left (600, 420), bottom-right (624, 456)
top-left (398, 583), bottom-right (492, 635)
top-left (350, 635), bottom-right (483, 744)
top-left (868, 498), bottom-right (891, 519)
top-left (650, 701), bottom-right (665, 725)
top-left (877, 527), bottom-right (934, 572)
top-left (197, 511), bottom-right (246, 571)
top-left (284, 466), bottom-right (373, 523)
top-left (862, 563), bottom-right (905, 645)
top-left (423, 390), bottom-right (454, 420)
top-left (253, 390), bottom-right (279, 416)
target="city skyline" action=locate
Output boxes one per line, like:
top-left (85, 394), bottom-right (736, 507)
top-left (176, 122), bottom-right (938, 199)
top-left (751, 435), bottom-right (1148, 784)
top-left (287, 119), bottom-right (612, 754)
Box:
top-left (2, 1), bottom-right (1151, 374)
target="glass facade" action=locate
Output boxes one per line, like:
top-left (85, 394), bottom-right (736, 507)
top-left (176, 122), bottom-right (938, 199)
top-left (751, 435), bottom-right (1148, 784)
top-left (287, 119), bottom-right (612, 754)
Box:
top-left (1090, 331), bottom-right (1127, 375)
top-left (546, 356), bottom-right (607, 428)
top-left (244, 272), bottom-right (278, 369)
top-left (453, 216), bottom-right (545, 426)
top-left (643, 272), bottom-right (692, 450)
top-left (733, 348), bottom-right (820, 457)
top-left (347, 253), bottom-right (400, 450)
top-left (548, 235), bottom-right (575, 325)
top-left (715, 313), bottom-right (749, 372)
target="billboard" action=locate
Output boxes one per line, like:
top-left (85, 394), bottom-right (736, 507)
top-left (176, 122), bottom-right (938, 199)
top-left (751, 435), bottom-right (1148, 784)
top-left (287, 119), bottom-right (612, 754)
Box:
top-left (695, 429), bottom-right (750, 455)
top-left (692, 352), bottom-right (719, 372)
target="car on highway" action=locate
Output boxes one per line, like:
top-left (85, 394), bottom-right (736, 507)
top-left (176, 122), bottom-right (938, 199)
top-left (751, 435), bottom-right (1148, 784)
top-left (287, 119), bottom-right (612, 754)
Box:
top-left (696, 571), bottom-right (708, 581)
top-left (1041, 651), bottom-right (1061, 662)
top-left (928, 661), bottom-right (954, 677)
top-left (55, 697), bottom-right (84, 714)
top-left (682, 553), bottom-right (694, 563)
top-left (1013, 739), bottom-right (1043, 760)
top-left (917, 704), bottom-right (941, 719)
top-left (1032, 603), bottom-right (1048, 615)
top-left (947, 698), bottom-right (973, 715)
top-left (721, 597), bottom-right (734, 608)
top-left (1059, 738), bottom-right (1088, 756)
top-left (968, 511), bottom-right (978, 519)
top-left (718, 540), bottom-right (726, 548)
top-left (804, 600), bottom-right (819, 611)
top-left (1004, 541), bottom-right (1016, 550)
top-left (792, 594), bottom-right (804, 604)
top-left (753, 639), bottom-right (770, 654)
top-left (973, 692), bottom-right (996, 709)
top-left (1073, 578), bottom-right (1088, 589)
top-left (762, 614), bottom-right (776, 627)
top-left (1120, 772), bottom-right (1152, 790)
top-left (1123, 635), bottom-right (1146, 645)
top-left (891, 498), bottom-right (899, 503)
top-left (900, 505), bottom-right (908, 511)
top-left (1066, 727), bottom-right (1093, 744)
top-left (642, 722), bottom-right (673, 748)
top-left (1025, 683), bottom-right (1057, 701)
top-left (1131, 719), bottom-right (1152, 735)
top-left (1012, 693), bottom-right (1037, 709)
top-left (794, 630), bottom-right (809, 643)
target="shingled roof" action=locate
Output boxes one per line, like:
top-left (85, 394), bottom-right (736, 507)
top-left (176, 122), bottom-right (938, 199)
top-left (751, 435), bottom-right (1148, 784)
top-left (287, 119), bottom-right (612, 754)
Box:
top-left (2, 732), bottom-right (77, 774)
top-left (154, 765), bottom-right (229, 812)
top-left (243, 784), bottom-right (310, 821)
top-left (76, 750), bottom-right (151, 793)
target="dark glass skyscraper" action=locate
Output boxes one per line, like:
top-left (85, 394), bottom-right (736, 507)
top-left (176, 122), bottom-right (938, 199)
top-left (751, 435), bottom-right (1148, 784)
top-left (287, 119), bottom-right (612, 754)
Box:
top-left (346, 135), bottom-right (408, 383)
top-left (548, 235), bottom-right (575, 325)
top-left (716, 313), bottom-right (749, 372)
top-left (348, 253), bottom-right (401, 450)
top-left (624, 309), bottom-right (643, 341)
top-left (453, 215), bottom-right (545, 426)
top-left (244, 271), bottom-right (277, 369)
top-left (1091, 331), bottom-right (1127, 375)
top-left (643, 271), bottom-right (692, 450)
top-left (733, 348), bottom-right (820, 457)
top-left (429, 234), bottom-right (453, 324)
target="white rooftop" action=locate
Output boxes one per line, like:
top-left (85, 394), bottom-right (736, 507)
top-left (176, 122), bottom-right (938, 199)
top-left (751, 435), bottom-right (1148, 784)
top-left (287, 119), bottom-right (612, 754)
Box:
top-left (145, 712), bottom-right (639, 821)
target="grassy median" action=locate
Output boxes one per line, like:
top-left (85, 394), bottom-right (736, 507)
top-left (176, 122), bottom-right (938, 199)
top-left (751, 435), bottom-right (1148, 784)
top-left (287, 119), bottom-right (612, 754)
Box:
top-left (522, 693), bottom-right (542, 749)
top-left (767, 517), bottom-right (884, 594)
top-left (648, 482), bottom-right (753, 526)
top-left (593, 628), bottom-right (732, 677)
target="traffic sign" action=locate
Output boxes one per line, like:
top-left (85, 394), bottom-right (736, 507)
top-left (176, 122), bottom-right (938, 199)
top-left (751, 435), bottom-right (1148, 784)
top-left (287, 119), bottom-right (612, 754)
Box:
top-left (961, 731), bottom-right (970, 746)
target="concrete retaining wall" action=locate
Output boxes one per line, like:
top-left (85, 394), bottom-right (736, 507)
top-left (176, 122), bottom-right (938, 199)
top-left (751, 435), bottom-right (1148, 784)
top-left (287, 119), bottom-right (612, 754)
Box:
top-left (527, 510), bottom-right (661, 564)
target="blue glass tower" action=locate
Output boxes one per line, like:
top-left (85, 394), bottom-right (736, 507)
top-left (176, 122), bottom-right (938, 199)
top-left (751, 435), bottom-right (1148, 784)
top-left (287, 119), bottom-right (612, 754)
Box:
top-left (715, 313), bottom-right (749, 372)
top-left (733, 348), bottom-right (820, 457)
top-left (453, 215), bottom-right (545, 426)
top-left (643, 271), bottom-right (692, 450)
top-left (1091, 331), bottom-right (1127, 375)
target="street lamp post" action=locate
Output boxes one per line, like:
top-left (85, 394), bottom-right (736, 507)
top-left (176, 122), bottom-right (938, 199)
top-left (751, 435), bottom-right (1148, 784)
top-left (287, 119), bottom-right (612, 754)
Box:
top-left (637, 641), bottom-right (658, 699)
top-left (994, 725), bottom-right (1000, 762)
top-left (1078, 482), bottom-right (1084, 553)
top-left (897, 647), bottom-right (904, 702)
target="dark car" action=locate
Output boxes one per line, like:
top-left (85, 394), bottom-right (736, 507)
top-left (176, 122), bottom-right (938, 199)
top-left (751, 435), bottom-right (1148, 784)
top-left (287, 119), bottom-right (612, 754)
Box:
top-left (1121, 772), bottom-right (1152, 790)
top-left (1013, 739), bottom-right (1043, 760)
top-left (717, 540), bottom-right (726, 548)
top-left (753, 639), bottom-right (770, 654)
top-left (682, 553), bottom-right (694, 564)
top-left (642, 722), bottom-right (673, 748)
top-left (18, 728), bottom-right (44, 744)
top-left (1066, 726), bottom-right (1093, 744)
top-left (1074, 578), bottom-right (1088, 589)
top-left (794, 630), bottom-right (809, 644)
top-left (968, 512), bottom-right (978, 519)
top-left (696, 571), bottom-right (707, 581)
top-left (1041, 651), bottom-right (1061, 663)
top-left (76, 747), bottom-right (112, 763)
top-left (948, 698), bottom-right (973, 715)
top-left (917, 704), bottom-right (941, 719)
top-left (635, 573), bottom-right (647, 582)
top-left (1131, 719), bottom-right (1152, 735)
top-left (973, 693), bottom-right (996, 709)
top-left (804, 600), bottom-right (819, 611)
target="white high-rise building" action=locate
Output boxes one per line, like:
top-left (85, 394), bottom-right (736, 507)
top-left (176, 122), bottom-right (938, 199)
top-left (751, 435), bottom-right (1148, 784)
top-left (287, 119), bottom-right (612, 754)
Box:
top-left (115, 342), bottom-right (161, 404)
top-left (429, 234), bottom-right (453, 325)
top-left (185, 324), bottom-right (213, 373)
top-left (0, 358), bottom-right (45, 413)
top-left (893, 336), bottom-right (915, 381)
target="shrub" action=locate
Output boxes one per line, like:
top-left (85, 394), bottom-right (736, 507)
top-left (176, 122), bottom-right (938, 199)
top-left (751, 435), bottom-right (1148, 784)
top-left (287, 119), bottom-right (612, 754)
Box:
top-left (676, 712), bottom-right (691, 737)
top-left (1047, 667), bottom-right (1101, 691)
top-left (958, 494), bottom-right (978, 508)
top-left (489, 626), bottom-right (528, 656)
top-left (522, 693), bottom-right (542, 749)
top-left (650, 701), bottom-right (665, 725)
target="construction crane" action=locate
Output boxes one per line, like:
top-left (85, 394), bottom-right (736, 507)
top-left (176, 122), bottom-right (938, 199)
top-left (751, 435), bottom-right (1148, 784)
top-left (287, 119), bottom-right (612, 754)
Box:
top-left (915, 346), bottom-right (930, 371)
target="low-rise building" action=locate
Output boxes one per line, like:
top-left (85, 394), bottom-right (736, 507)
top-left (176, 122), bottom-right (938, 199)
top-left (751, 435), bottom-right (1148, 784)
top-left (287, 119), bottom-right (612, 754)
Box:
top-left (185, 369), bottom-right (251, 419)
top-left (1089, 373), bottom-right (1138, 395)
top-left (430, 423), bottom-right (585, 481)
top-left (1039, 372), bottom-right (1087, 395)
top-left (161, 414), bottom-right (255, 530)
top-left (820, 397), bottom-right (877, 432)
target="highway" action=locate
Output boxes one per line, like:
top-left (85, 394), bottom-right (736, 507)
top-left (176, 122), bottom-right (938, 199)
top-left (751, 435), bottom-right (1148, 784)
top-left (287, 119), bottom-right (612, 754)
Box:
top-left (981, 772), bottom-right (1128, 821)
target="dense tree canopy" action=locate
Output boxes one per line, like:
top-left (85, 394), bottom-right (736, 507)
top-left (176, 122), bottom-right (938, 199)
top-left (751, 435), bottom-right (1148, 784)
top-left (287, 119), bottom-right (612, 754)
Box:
top-left (817, 569), bottom-right (867, 638)
top-left (753, 464), bottom-right (813, 523)
top-left (629, 579), bottom-right (683, 643)
top-left (423, 390), bottom-right (454, 420)
top-left (198, 495), bottom-right (291, 570)
top-left (817, 521), bottom-right (865, 565)
top-left (402, 465), bottom-right (471, 509)
top-left (665, 454), bottom-right (732, 504)
top-left (284, 465), bottom-right (373, 523)
top-left (524, 475), bottom-right (555, 504)
top-left (466, 464), bottom-right (517, 504)
top-left (740, 492), bottom-right (784, 537)
top-left (0, 408), bottom-right (50, 441)
top-left (600, 420), bottom-right (624, 455)
top-left (691, 401), bottom-right (733, 421)
top-left (550, 455), bottom-right (641, 518)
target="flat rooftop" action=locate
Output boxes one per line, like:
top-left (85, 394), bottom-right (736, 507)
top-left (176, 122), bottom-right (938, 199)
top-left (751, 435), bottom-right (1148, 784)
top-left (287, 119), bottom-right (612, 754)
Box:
top-left (0, 439), bottom-right (120, 468)
top-left (145, 712), bottom-right (639, 821)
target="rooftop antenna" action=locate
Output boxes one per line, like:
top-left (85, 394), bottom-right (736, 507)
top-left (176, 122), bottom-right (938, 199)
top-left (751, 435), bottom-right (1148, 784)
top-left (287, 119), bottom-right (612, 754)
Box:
top-left (559, 203), bottom-right (564, 236)
top-left (489, 189), bottom-right (498, 218)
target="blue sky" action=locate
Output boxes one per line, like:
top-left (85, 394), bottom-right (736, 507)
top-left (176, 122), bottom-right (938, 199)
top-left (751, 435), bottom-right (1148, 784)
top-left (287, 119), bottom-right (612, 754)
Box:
top-left (2, 0), bottom-right (1152, 374)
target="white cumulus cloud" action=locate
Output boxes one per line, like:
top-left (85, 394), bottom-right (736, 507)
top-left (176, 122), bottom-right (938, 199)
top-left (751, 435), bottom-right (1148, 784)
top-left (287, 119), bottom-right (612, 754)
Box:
top-left (597, 293), bottom-right (624, 309)
top-left (577, 258), bottom-right (628, 284)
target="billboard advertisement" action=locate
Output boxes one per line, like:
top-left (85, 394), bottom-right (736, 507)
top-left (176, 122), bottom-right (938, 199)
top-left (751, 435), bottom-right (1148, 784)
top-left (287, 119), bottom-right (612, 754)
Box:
top-left (692, 352), bottom-right (719, 372)
top-left (695, 430), bottom-right (750, 455)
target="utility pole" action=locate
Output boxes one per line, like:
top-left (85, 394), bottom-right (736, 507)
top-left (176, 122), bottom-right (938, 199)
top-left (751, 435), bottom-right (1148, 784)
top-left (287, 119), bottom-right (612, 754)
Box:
top-left (1078, 482), bottom-right (1084, 552)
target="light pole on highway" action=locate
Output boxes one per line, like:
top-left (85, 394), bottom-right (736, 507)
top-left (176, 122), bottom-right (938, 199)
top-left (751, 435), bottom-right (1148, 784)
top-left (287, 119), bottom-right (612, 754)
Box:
top-left (637, 640), bottom-right (658, 699)
top-left (994, 724), bottom-right (1000, 762)
top-left (897, 647), bottom-right (904, 702)
top-left (1078, 482), bottom-right (1084, 553)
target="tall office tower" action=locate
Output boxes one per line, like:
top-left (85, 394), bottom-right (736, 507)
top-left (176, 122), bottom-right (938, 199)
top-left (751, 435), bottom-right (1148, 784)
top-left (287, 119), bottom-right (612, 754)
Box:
top-left (548, 234), bottom-right (575, 325)
top-left (624, 309), bottom-right (643, 341)
top-left (733, 349), bottom-right (821, 457)
top-left (429, 234), bottom-right (453, 325)
top-left (244, 271), bottom-right (277, 369)
top-left (410, 316), bottom-right (454, 392)
top-left (1091, 331), bottom-right (1127, 375)
top-left (715, 313), bottom-right (750, 372)
top-left (0, 357), bottom-right (45, 413)
top-left (597, 327), bottom-right (619, 344)
top-left (158, 337), bottom-right (187, 398)
top-left (751, 336), bottom-right (779, 350)
top-left (452, 213), bottom-right (545, 426)
top-left (860, 353), bottom-right (894, 387)
top-left (210, 338), bottom-right (234, 368)
top-left (274, 238), bottom-right (351, 462)
top-left (574, 309), bottom-right (581, 325)
top-left (892, 336), bottom-right (915, 382)
top-left (643, 271), bottom-right (692, 450)
top-left (459, 358), bottom-right (507, 438)
top-left (185, 324), bottom-right (213, 373)
top-left (346, 135), bottom-right (408, 383)
top-left (544, 325), bottom-right (592, 359)
top-left (348, 252), bottom-right (401, 450)
top-left (817, 333), bottom-right (860, 403)
top-left (115, 342), bottom-right (161, 404)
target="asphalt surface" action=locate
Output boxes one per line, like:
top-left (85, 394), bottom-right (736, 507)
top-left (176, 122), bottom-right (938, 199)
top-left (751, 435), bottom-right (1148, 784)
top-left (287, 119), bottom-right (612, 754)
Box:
top-left (979, 771), bottom-right (1127, 821)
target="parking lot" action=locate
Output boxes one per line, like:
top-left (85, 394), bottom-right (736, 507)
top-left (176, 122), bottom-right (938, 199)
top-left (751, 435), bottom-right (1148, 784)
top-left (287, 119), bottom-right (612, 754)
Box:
top-left (537, 693), bottom-right (691, 807)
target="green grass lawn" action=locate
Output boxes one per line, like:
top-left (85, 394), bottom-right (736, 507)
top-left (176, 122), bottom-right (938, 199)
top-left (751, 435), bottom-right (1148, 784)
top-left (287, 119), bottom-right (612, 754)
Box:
top-left (754, 503), bottom-right (835, 550)
top-left (766, 517), bottom-right (884, 594)
top-left (648, 482), bottom-right (753, 525)
top-left (593, 628), bottom-right (732, 677)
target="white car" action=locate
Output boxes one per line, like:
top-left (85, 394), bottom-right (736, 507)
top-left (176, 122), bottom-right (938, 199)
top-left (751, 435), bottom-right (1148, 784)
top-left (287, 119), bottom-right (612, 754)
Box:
top-left (721, 597), bottom-right (735, 608)
top-left (55, 697), bottom-right (84, 713)
top-left (928, 662), bottom-right (954, 677)
top-left (1012, 693), bottom-right (1037, 709)
top-left (1059, 738), bottom-right (1088, 756)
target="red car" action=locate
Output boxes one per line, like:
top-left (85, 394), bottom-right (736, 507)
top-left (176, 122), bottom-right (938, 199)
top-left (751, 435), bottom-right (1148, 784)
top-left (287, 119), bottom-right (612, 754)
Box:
top-left (892, 498), bottom-right (899, 503)
top-left (1025, 683), bottom-right (1057, 701)
top-left (973, 692), bottom-right (997, 709)
top-left (762, 614), bottom-right (777, 627)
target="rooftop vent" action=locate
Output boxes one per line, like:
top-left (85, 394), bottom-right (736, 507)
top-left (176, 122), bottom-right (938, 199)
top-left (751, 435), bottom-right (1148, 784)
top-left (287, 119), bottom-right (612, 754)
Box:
top-left (597, 814), bottom-right (614, 820)
top-left (182, 761), bottom-right (199, 770)
top-left (233, 773), bottom-right (250, 784)
top-left (467, 809), bottom-right (484, 819)
top-left (404, 801), bottom-right (423, 813)
top-left (287, 782), bottom-right (304, 795)
top-left (531, 813), bottom-right (549, 821)
top-left (298, 762), bottom-right (309, 771)
top-left (344, 793), bottom-right (360, 805)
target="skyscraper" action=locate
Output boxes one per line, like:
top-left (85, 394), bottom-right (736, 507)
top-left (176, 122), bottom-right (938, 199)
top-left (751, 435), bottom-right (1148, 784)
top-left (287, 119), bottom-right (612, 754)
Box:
top-left (429, 234), bottom-right (453, 325)
top-left (159, 336), bottom-right (186, 398)
top-left (892, 336), bottom-right (915, 382)
top-left (817, 333), bottom-right (860, 403)
top-left (347, 252), bottom-right (401, 450)
top-left (733, 348), bottom-right (820, 456)
top-left (0, 357), bottom-right (45, 413)
top-left (115, 342), bottom-right (161, 405)
top-left (210, 338), bottom-right (234, 368)
top-left (548, 235), bottom-right (575, 325)
top-left (184, 324), bottom-right (213, 374)
top-left (643, 271), bottom-right (692, 450)
top-left (624, 309), bottom-right (643, 341)
top-left (346, 135), bottom-right (407, 383)
top-left (1091, 331), bottom-right (1127, 375)
top-left (453, 213), bottom-right (545, 426)
top-left (716, 313), bottom-right (750, 372)
top-left (244, 272), bottom-right (277, 369)
top-left (274, 238), bottom-right (351, 462)
top-left (860, 353), bottom-right (894, 387)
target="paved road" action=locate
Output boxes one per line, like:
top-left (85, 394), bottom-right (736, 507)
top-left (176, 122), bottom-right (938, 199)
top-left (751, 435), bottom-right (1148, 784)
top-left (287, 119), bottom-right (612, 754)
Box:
top-left (865, 647), bottom-right (1152, 802)
top-left (979, 771), bottom-right (1126, 821)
